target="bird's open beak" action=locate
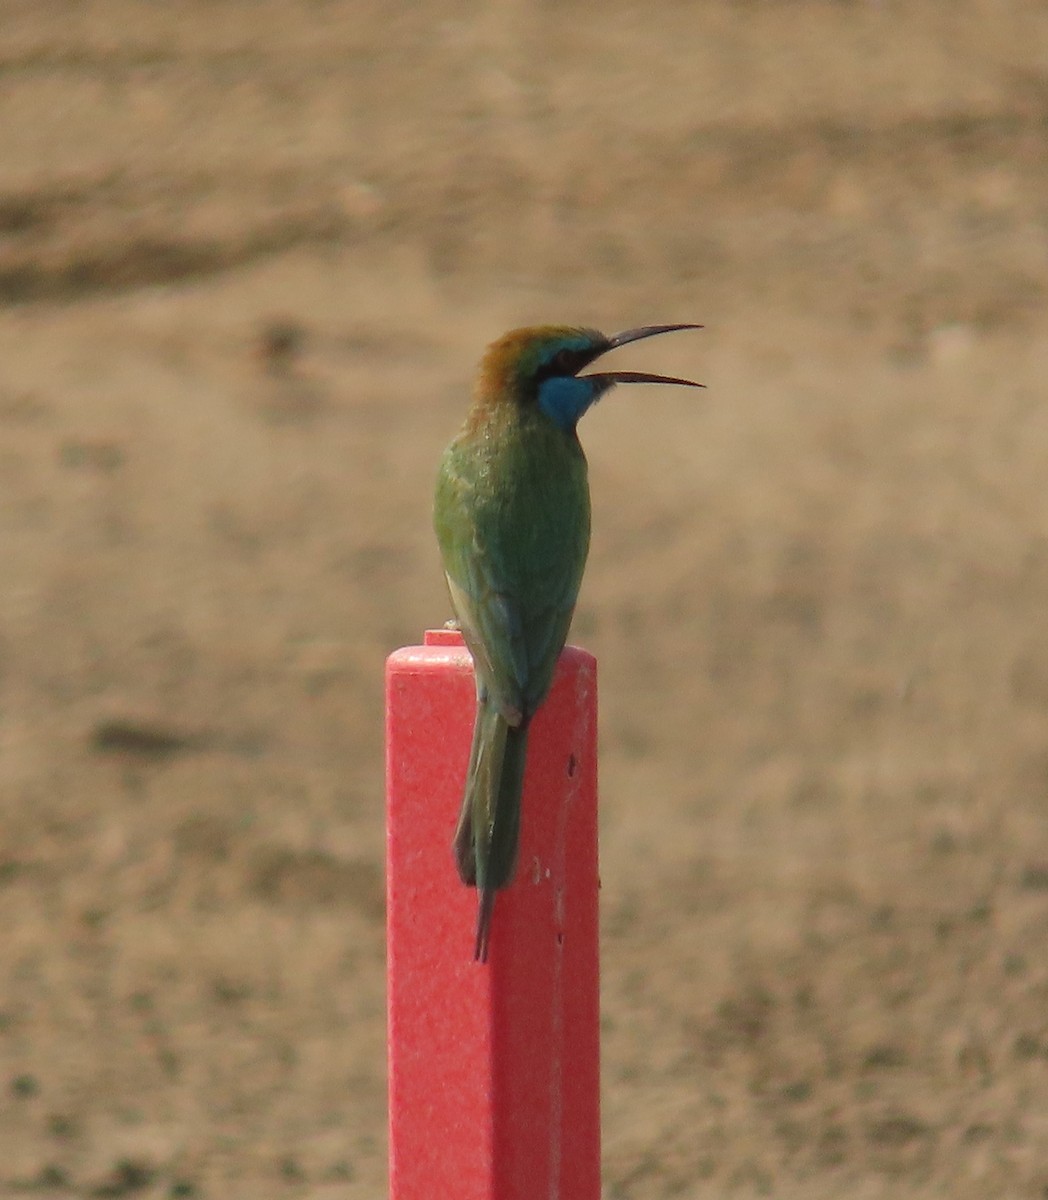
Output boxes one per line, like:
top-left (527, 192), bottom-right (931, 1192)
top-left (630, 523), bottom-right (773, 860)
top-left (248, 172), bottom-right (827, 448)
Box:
top-left (582, 323), bottom-right (704, 390)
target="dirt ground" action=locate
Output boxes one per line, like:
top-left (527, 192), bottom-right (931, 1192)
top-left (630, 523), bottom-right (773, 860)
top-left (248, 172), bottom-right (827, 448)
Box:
top-left (2, 1), bottom-right (1048, 1196)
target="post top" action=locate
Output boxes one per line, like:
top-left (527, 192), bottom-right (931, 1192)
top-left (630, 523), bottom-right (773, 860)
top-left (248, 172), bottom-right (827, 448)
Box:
top-left (387, 629), bottom-right (595, 678)
top-left (424, 628), bottom-right (465, 647)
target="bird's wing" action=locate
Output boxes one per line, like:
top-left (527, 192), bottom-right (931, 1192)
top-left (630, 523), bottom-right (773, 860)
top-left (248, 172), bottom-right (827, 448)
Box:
top-left (444, 569), bottom-right (527, 726)
top-left (435, 431), bottom-right (589, 722)
top-left (518, 592), bottom-right (579, 709)
top-left (435, 445), bottom-right (529, 724)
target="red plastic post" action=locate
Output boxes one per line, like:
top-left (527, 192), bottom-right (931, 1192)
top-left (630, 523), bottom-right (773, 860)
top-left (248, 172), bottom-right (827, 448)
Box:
top-left (386, 629), bottom-right (600, 1200)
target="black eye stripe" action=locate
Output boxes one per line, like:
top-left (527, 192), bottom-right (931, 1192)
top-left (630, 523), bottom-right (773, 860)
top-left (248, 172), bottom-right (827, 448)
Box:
top-left (536, 348), bottom-right (585, 383)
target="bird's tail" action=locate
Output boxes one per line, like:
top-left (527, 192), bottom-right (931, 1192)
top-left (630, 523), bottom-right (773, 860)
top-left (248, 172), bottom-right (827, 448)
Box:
top-left (453, 698), bottom-right (529, 962)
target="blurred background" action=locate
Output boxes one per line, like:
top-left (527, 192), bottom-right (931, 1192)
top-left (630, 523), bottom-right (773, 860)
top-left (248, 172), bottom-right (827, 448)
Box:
top-left (2, 1), bottom-right (1047, 1196)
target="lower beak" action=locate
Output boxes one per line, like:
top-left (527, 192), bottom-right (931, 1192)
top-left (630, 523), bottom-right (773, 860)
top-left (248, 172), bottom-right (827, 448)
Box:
top-left (584, 369), bottom-right (705, 389)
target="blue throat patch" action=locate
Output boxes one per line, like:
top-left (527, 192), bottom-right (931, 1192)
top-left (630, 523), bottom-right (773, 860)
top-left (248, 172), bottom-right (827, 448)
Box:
top-left (537, 376), bottom-right (606, 431)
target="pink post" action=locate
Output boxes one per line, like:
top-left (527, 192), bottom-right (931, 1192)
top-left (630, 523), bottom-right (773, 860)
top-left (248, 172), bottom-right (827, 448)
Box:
top-left (385, 629), bottom-right (600, 1200)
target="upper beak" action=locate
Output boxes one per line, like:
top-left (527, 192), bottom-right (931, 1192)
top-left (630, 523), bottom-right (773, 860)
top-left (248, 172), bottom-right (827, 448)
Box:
top-left (583, 323), bottom-right (704, 389)
top-left (606, 323), bottom-right (704, 350)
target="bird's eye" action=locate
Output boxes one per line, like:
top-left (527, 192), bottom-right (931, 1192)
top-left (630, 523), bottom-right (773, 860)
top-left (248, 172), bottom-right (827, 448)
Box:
top-left (552, 349), bottom-right (577, 374)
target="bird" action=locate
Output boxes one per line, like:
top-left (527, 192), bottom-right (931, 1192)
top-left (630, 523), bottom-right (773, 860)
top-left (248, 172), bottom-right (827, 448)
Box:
top-left (434, 323), bottom-right (703, 960)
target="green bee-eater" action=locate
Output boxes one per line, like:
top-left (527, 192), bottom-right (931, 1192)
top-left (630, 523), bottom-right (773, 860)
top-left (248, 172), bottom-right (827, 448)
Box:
top-left (434, 323), bottom-right (703, 960)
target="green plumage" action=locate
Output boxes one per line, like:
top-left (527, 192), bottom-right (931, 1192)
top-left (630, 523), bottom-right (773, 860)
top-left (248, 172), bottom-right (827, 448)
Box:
top-left (436, 402), bottom-right (590, 958)
top-left (435, 322), bottom-right (702, 961)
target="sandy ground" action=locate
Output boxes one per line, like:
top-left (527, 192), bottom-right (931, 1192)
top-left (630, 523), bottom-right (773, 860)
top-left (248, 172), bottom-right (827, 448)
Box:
top-left (2, 1), bottom-right (1048, 1196)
